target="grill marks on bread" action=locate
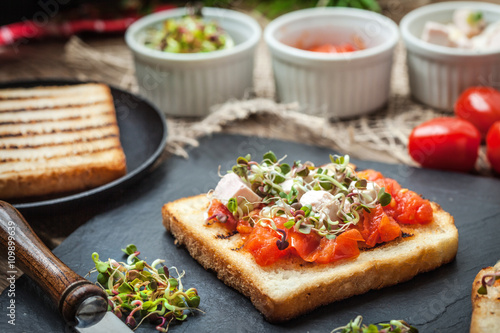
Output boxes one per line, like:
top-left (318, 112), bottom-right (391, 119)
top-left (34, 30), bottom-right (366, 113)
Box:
top-left (0, 85), bottom-right (120, 165)
top-left (0, 83), bottom-right (127, 199)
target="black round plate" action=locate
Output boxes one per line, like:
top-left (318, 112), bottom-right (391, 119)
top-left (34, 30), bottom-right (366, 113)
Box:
top-left (0, 79), bottom-right (167, 213)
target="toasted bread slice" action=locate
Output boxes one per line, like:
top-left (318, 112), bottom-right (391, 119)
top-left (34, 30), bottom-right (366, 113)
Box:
top-left (470, 261), bottom-right (500, 333)
top-left (0, 83), bottom-right (126, 200)
top-left (162, 194), bottom-right (458, 322)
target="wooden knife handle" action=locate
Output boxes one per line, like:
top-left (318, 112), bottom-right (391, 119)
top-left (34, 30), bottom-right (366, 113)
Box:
top-left (0, 201), bottom-right (107, 324)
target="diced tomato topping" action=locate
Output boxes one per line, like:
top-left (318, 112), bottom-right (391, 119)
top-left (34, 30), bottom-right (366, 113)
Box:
top-left (307, 43), bottom-right (357, 53)
top-left (288, 228), bottom-right (321, 261)
top-left (357, 169), bottom-right (384, 181)
top-left (392, 190), bottom-right (433, 224)
top-left (358, 205), bottom-right (401, 247)
top-left (310, 229), bottom-right (365, 264)
top-left (207, 200), bottom-right (238, 231)
top-left (373, 176), bottom-right (433, 225)
top-left (210, 170), bottom-right (434, 267)
top-left (236, 219), bottom-right (254, 240)
top-left (244, 221), bottom-right (289, 266)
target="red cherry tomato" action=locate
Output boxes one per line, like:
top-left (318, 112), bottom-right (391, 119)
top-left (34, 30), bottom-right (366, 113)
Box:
top-left (486, 121), bottom-right (500, 173)
top-left (408, 117), bottom-right (481, 172)
top-left (455, 87), bottom-right (500, 137)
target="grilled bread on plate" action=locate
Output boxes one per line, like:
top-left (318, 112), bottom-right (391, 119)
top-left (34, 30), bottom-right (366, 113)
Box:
top-left (162, 152), bottom-right (459, 322)
top-left (0, 83), bottom-right (126, 200)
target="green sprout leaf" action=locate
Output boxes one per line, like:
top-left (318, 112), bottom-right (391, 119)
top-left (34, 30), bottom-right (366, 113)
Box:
top-left (284, 219), bottom-right (295, 229)
top-left (477, 285), bottom-right (487, 295)
top-left (236, 156), bottom-right (249, 165)
top-left (468, 11), bottom-right (483, 24)
top-left (96, 261), bottom-right (109, 274)
top-left (298, 224), bottom-right (312, 234)
top-left (280, 163), bottom-right (291, 175)
top-left (319, 179), bottom-right (333, 190)
top-left (168, 278), bottom-right (179, 288)
top-left (97, 273), bottom-right (108, 286)
top-left (301, 204), bottom-right (312, 217)
top-left (263, 151), bottom-right (277, 164)
top-left (365, 324), bottom-right (379, 333)
top-left (287, 186), bottom-right (299, 203)
top-left (232, 165), bottom-right (247, 178)
top-left (118, 282), bottom-right (133, 293)
top-left (122, 244), bottom-right (137, 256)
top-left (378, 188), bottom-right (392, 207)
top-left (355, 179), bottom-right (367, 189)
top-left (297, 166), bottom-right (309, 177)
top-left (274, 174), bottom-right (286, 184)
top-left (227, 197), bottom-right (238, 214)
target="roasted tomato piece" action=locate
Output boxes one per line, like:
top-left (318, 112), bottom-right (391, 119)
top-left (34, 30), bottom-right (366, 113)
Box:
top-left (207, 200), bottom-right (237, 231)
top-left (359, 205), bottom-right (401, 247)
top-left (236, 219), bottom-right (254, 240)
top-left (374, 178), bottom-right (401, 216)
top-left (308, 43), bottom-right (357, 53)
top-left (357, 169), bottom-right (384, 181)
top-left (312, 229), bottom-right (365, 264)
top-left (288, 229), bottom-right (321, 261)
top-left (245, 223), bottom-right (288, 266)
top-left (393, 190), bottom-right (433, 224)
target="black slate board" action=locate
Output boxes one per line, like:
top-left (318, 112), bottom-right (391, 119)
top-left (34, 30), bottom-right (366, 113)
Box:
top-left (1, 134), bottom-right (499, 333)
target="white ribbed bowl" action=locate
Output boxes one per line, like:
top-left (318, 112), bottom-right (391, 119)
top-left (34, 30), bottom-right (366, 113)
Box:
top-left (400, 2), bottom-right (500, 111)
top-left (125, 8), bottom-right (261, 117)
top-left (264, 7), bottom-right (399, 119)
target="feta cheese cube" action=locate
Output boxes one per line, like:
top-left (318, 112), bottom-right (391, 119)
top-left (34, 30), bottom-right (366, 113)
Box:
top-left (474, 21), bottom-right (500, 50)
top-left (453, 8), bottom-right (485, 38)
top-left (421, 22), bottom-right (452, 47)
top-left (212, 173), bottom-right (261, 205)
top-left (299, 190), bottom-right (339, 221)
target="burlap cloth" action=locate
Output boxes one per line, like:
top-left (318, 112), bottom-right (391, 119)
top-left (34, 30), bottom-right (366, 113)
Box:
top-left (63, 34), bottom-right (492, 174)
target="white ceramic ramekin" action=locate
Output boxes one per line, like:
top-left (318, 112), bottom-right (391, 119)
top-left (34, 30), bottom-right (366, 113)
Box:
top-left (264, 7), bottom-right (399, 119)
top-left (125, 8), bottom-right (261, 117)
top-left (400, 2), bottom-right (500, 111)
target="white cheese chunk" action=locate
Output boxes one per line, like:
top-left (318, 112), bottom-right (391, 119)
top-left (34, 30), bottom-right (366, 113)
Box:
top-left (421, 22), bottom-right (452, 47)
top-left (447, 25), bottom-right (473, 48)
top-left (212, 173), bottom-right (261, 205)
top-left (299, 190), bottom-right (339, 221)
top-left (473, 21), bottom-right (500, 50)
top-left (453, 8), bottom-right (485, 38)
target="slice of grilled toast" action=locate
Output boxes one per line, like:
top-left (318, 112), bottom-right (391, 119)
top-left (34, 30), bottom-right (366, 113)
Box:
top-left (0, 83), bottom-right (126, 200)
top-left (162, 194), bottom-right (458, 322)
top-left (470, 261), bottom-right (500, 333)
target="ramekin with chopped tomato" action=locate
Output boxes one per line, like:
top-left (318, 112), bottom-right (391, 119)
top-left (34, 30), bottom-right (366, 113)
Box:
top-left (264, 7), bottom-right (399, 119)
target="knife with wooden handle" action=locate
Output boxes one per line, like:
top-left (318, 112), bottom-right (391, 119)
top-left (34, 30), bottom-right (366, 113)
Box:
top-left (0, 201), bottom-right (134, 332)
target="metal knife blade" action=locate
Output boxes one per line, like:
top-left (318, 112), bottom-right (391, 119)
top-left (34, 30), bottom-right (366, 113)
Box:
top-left (74, 296), bottom-right (132, 333)
top-left (0, 201), bottom-right (133, 332)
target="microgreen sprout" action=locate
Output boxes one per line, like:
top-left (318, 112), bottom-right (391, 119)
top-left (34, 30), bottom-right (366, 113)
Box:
top-left (331, 315), bottom-right (418, 333)
top-left (88, 245), bottom-right (201, 332)
top-left (275, 229), bottom-right (289, 250)
top-left (477, 271), bottom-right (500, 295)
top-left (223, 152), bottom-right (392, 240)
top-left (227, 197), bottom-right (238, 215)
